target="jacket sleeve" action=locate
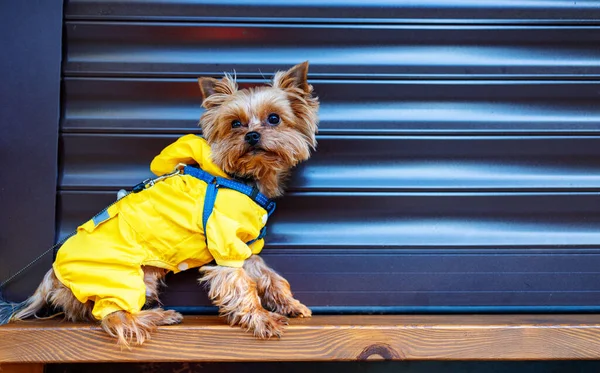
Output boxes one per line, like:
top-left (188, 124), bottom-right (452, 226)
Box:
top-left (150, 134), bottom-right (206, 176)
top-left (248, 238), bottom-right (265, 254)
top-left (204, 209), bottom-right (254, 268)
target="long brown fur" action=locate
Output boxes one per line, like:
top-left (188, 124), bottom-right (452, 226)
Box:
top-left (13, 269), bottom-right (94, 322)
top-left (101, 308), bottom-right (183, 348)
top-left (243, 255), bottom-right (311, 318)
top-left (198, 265), bottom-right (288, 339)
top-left (12, 266), bottom-right (178, 347)
top-left (199, 61), bottom-right (319, 197)
top-left (10, 62), bottom-right (317, 346)
top-left (196, 61), bottom-right (318, 338)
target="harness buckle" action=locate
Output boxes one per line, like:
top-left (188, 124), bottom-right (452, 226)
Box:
top-left (266, 201), bottom-right (276, 215)
top-left (132, 178), bottom-right (153, 193)
top-left (132, 164), bottom-right (187, 193)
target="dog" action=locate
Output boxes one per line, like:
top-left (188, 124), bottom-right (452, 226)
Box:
top-left (0, 61), bottom-right (319, 347)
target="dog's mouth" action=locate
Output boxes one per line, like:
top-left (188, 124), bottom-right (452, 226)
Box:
top-left (246, 146), bottom-right (269, 156)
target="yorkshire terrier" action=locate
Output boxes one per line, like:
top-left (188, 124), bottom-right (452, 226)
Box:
top-left (0, 61), bottom-right (319, 347)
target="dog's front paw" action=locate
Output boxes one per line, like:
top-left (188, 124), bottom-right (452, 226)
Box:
top-left (253, 311), bottom-right (288, 339)
top-left (270, 298), bottom-right (312, 318)
top-left (286, 300), bottom-right (312, 318)
top-left (160, 309), bottom-right (184, 325)
top-left (237, 310), bottom-right (288, 339)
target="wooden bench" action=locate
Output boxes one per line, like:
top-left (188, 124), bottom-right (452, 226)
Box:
top-left (2, 314), bottom-right (600, 372)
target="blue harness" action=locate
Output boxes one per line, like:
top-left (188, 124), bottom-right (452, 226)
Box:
top-left (182, 165), bottom-right (276, 246)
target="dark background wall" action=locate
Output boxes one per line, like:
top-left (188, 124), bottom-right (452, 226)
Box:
top-left (0, 0), bottom-right (62, 301)
top-left (58, 0), bottom-right (600, 313)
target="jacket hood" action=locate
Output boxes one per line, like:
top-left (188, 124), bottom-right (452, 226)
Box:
top-left (150, 134), bottom-right (228, 178)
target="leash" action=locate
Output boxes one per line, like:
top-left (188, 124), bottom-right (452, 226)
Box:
top-left (0, 164), bottom-right (276, 290)
top-left (0, 165), bottom-right (186, 291)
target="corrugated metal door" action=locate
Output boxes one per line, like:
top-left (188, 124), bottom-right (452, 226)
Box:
top-left (0, 0), bottom-right (62, 302)
top-left (57, 1), bottom-right (600, 312)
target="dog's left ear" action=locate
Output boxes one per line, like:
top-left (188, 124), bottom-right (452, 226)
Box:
top-left (198, 74), bottom-right (238, 109)
top-left (273, 61), bottom-right (311, 94)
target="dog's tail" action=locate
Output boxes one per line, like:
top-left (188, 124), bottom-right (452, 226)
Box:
top-left (0, 293), bottom-right (28, 325)
top-left (0, 269), bottom-right (55, 325)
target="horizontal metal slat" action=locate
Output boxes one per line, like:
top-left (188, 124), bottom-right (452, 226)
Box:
top-left (64, 23), bottom-right (600, 78)
top-left (63, 78), bottom-right (600, 135)
top-left (162, 290), bottom-right (600, 309)
top-left (58, 3), bottom-right (600, 312)
top-left (57, 191), bottom-right (600, 248)
top-left (65, 0), bottom-right (600, 24)
top-left (80, 252), bottom-right (600, 308)
top-left (55, 189), bottom-right (600, 308)
top-left (59, 134), bottom-right (600, 192)
top-left (166, 267), bottom-right (600, 292)
top-left (287, 273), bottom-right (600, 292)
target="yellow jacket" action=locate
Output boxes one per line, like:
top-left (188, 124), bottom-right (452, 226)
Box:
top-left (53, 134), bottom-right (271, 320)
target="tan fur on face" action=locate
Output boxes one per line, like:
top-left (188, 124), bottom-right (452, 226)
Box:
top-left (198, 61), bottom-right (320, 198)
top-left (198, 265), bottom-right (288, 339)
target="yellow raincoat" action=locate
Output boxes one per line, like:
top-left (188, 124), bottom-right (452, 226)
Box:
top-left (53, 134), bottom-right (271, 320)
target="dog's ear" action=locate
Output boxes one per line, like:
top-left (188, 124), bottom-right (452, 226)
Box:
top-left (274, 62), bottom-right (319, 148)
top-left (273, 61), bottom-right (311, 93)
top-left (198, 74), bottom-right (238, 108)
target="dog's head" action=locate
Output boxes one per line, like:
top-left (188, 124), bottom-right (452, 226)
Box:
top-left (197, 61), bottom-right (320, 198)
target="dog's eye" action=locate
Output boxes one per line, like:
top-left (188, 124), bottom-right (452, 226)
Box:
top-left (231, 120), bottom-right (242, 128)
top-left (267, 113), bottom-right (280, 126)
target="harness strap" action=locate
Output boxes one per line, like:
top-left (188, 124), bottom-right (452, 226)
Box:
top-left (183, 166), bottom-right (276, 245)
top-left (202, 178), bottom-right (219, 239)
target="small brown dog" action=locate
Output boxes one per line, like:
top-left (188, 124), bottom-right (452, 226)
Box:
top-left (1, 61), bottom-right (318, 347)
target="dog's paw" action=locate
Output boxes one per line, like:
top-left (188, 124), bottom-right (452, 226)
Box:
top-left (253, 311), bottom-right (288, 339)
top-left (159, 309), bottom-right (184, 325)
top-left (272, 298), bottom-right (312, 318)
top-left (101, 311), bottom-right (155, 348)
top-left (287, 301), bottom-right (312, 318)
top-left (239, 310), bottom-right (288, 339)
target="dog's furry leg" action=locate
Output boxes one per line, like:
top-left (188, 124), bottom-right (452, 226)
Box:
top-left (10, 269), bottom-right (95, 322)
top-left (199, 265), bottom-right (288, 339)
top-left (142, 266), bottom-right (168, 306)
top-left (243, 255), bottom-right (311, 318)
top-left (8, 265), bottom-right (175, 324)
top-left (101, 308), bottom-right (183, 348)
top-left (98, 266), bottom-right (183, 347)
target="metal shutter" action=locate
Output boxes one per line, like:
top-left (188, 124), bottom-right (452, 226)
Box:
top-left (58, 0), bottom-right (600, 313)
top-left (0, 0), bottom-right (62, 301)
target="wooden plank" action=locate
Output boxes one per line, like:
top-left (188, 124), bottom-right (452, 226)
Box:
top-left (0, 364), bottom-right (44, 373)
top-left (1, 315), bottom-right (600, 362)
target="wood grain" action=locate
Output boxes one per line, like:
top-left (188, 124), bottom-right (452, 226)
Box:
top-left (1, 315), bottom-right (600, 363)
top-left (0, 364), bottom-right (44, 373)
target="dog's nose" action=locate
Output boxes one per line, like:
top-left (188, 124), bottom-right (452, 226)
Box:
top-left (245, 131), bottom-right (261, 146)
